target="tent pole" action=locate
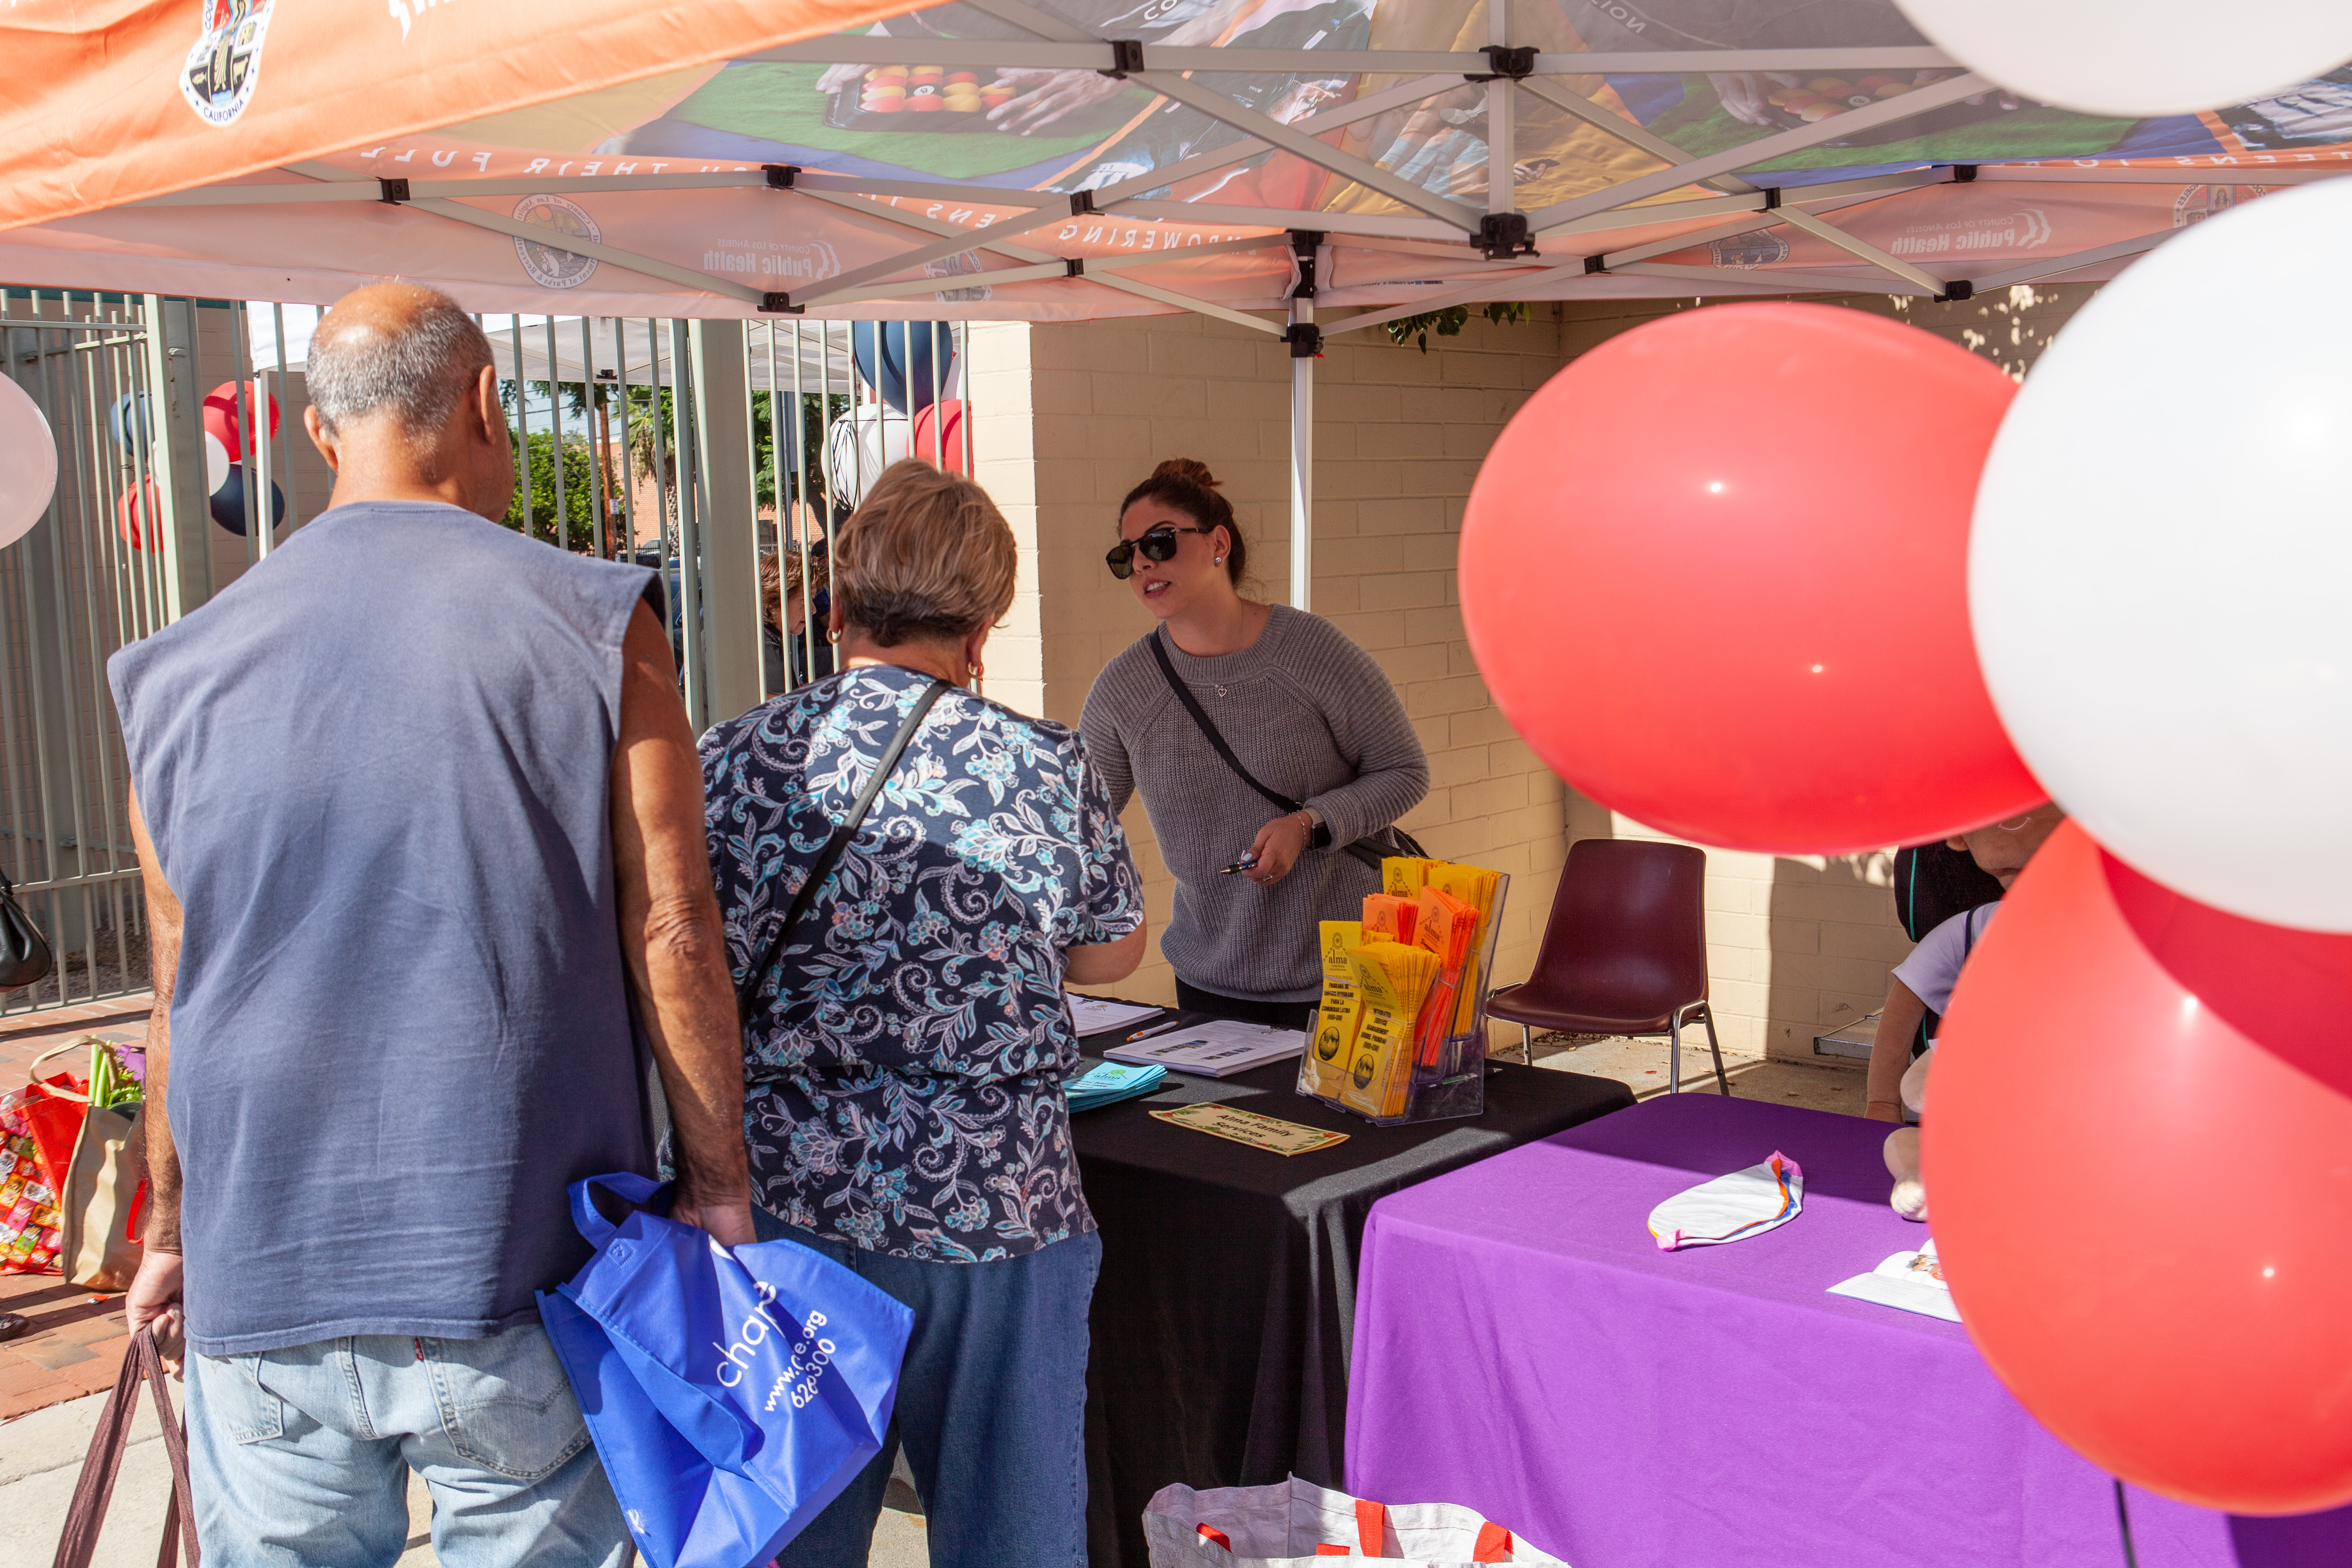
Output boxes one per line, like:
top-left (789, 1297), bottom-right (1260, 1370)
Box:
top-left (1287, 291), bottom-right (1313, 614)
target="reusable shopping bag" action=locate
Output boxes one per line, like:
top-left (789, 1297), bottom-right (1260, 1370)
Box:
top-left (59, 1100), bottom-right (146, 1291)
top-left (0, 1087), bottom-right (66, 1274)
top-left (538, 1173), bottom-right (913, 1568)
top-left (1144, 1477), bottom-right (1567, 1566)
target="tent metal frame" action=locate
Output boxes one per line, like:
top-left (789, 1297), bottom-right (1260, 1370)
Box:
top-left (83, 5), bottom-right (2352, 652)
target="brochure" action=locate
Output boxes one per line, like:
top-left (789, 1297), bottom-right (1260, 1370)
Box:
top-left (1827, 1240), bottom-right (1962, 1323)
top-left (1106, 1020), bottom-right (1307, 1078)
top-left (1150, 1103), bottom-right (1350, 1156)
top-left (1067, 995), bottom-right (1163, 1036)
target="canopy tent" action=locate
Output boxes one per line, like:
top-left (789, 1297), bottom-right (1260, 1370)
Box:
top-left (6, 0), bottom-right (2350, 685)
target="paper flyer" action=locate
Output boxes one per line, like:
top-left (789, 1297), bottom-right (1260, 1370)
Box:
top-left (1151, 1103), bottom-right (1350, 1157)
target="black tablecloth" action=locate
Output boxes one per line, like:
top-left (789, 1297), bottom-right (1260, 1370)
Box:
top-left (1071, 1015), bottom-right (1635, 1568)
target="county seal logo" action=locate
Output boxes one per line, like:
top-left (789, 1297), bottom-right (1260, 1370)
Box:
top-left (181, 0), bottom-right (274, 127)
top-left (513, 195), bottom-right (602, 290)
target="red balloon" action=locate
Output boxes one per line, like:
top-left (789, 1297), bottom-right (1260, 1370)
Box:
top-left (1928, 820), bottom-right (2352, 1514)
top-left (1460, 302), bottom-right (2041, 853)
top-left (910, 397), bottom-right (967, 475)
top-left (203, 379), bottom-right (280, 459)
top-left (117, 478), bottom-right (165, 552)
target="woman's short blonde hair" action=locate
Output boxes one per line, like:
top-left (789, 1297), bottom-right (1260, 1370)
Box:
top-left (833, 460), bottom-right (1017, 646)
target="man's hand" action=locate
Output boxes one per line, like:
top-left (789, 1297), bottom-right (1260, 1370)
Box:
top-left (125, 1249), bottom-right (186, 1377)
top-left (1865, 1099), bottom-right (1905, 1124)
top-left (673, 1194), bottom-right (757, 1249)
top-left (987, 69), bottom-right (1126, 134)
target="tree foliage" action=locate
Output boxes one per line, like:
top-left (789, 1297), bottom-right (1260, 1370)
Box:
top-left (1385, 301), bottom-right (1532, 353)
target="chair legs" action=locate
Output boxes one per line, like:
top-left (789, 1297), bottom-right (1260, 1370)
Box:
top-left (1520, 1023), bottom-right (1534, 1066)
top-left (1665, 1004), bottom-right (1730, 1095)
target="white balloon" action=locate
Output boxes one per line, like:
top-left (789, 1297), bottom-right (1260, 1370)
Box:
top-left (1970, 179), bottom-right (2352, 932)
top-left (204, 431), bottom-right (231, 495)
top-left (823, 405), bottom-right (913, 512)
top-left (1895, 0), bottom-right (2352, 117)
top-left (0, 377), bottom-right (58, 550)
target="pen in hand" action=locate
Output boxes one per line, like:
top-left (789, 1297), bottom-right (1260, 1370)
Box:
top-left (1219, 852), bottom-right (1259, 877)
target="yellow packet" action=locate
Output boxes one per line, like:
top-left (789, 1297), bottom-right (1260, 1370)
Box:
top-left (1303, 921), bottom-right (1364, 1100)
top-left (1340, 954), bottom-right (1417, 1119)
top-left (1381, 857), bottom-right (1432, 898)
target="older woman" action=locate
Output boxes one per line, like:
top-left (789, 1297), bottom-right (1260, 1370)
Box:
top-left (1080, 458), bottom-right (1429, 1028)
top-left (701, 461), bottom-right (1145, 1568)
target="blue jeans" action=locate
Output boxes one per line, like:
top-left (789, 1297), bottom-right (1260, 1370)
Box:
top-left (753, 1210), bottom-right (1102, 1568)
top-left (185, 1324), bottom-right (627, 1568)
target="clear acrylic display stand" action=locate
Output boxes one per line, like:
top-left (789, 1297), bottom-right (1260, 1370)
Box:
top-left (1296, 873), bottom-right (1509, 1127)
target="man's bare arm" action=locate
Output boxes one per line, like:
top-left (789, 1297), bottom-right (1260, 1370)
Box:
top-left (1866, 980), bottom-right (1929, 1123)
top-left (612, 604), bottom-right (756, 1245)
top-left (123, 791), bottom-right (187, 1369)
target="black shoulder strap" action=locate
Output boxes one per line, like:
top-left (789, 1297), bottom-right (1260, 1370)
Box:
top-left (735, 677), bottom-right (951, 1021)
top-left (1148, 630), bottom-right (1300, 815)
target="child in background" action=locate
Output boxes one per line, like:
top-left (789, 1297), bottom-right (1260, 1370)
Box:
top-left (1865, 802), bottom-right (2067, 1123)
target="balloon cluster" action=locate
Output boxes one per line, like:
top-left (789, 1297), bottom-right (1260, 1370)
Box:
top-left (105, 382), bottom-right (288, 549)
top-left (1460, 179), bottom-right (2352, 1515)
top-left (827, 324), bottom-right (966, 509)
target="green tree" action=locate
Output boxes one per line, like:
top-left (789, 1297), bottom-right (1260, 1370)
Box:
top-left (1385, 301), bottom-right (1531, 352)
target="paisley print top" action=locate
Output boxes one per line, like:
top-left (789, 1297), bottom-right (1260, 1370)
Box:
top-left (700, 665), bottom-right (1145, 1262)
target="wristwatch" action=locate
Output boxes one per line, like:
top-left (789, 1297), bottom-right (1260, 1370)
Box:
top-left (1296, 806), bottom-right (1333, 850)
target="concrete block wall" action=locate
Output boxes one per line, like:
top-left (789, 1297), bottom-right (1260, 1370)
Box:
top-left (973, 308), bottom-right (1571, 1015)
top-left (1554, 283), bottom-right (2100, 1063)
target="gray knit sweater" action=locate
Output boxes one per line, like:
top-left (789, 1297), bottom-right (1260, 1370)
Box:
top-left (1078, 606), bottom-right (1431, 1003)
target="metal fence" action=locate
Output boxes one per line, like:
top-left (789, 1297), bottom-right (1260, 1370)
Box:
top-left (1, 292), bottom-right (975, 1016)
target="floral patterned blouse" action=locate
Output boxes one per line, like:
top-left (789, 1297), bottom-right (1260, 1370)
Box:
top-left (701, 665), bottom-right (1145, 1262)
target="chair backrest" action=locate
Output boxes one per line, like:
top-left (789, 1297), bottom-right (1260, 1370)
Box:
top-left (1524, 838), bottom-right (1710, 1021)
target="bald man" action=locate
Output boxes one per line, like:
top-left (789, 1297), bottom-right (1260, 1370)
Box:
top-left (108, 283), bottom-right (752, 1568)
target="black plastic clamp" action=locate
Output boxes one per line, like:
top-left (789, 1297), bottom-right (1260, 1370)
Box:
top-left (1285, 322), bottom-right (1323, 359)
top-left (1952, 164), bottom-right (1979, 183)
top-left (758, 293), bottom-right (804, 314)
top-left (1934, 279), bottom-right (1975, 304)
top-left (1583, 253), bottom-right (1609, 274)
top-left (1289, 229), bottom-right (1324, 300)
top-left (1477, 211), bottom-right (1535, 260)
top-left (763, 165), bottom-right (799, 190)
top-left (1467, 44), bottom-right (1537, 82)
top-left (1761, 186), bottom-right (1782, 210)
top-left (1070, 190), bottom-right (1099, 217)
top-left (378, 178), bottom-right (411, 204)
top-left (1064, 258), bottom-right (1087, 278)
top-left (1101, 39), bottom-right (1145, 79)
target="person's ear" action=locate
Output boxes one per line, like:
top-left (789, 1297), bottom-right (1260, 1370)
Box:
top-left (302, 405), bottom-right (340, 472)
top-left (1210, 524), bottom-right (1231, 567)
top-left (473, 364), bottom-right (504, 447)
top-left (826, 601), bottom-right (846, 641)
top-left (1945, 836), bottom-right (1970, 853)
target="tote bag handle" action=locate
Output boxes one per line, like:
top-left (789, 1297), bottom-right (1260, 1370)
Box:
top-left (52, 1327), bottom-right (197, 1568)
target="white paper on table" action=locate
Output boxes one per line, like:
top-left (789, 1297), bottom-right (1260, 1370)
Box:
top-left (1067, 996), bottom-right (1163, 1036)
top-left (1828, 1240), bottom-right (1962, 1323)
top-left (1105, 1019), bottom-right (1307, 1077)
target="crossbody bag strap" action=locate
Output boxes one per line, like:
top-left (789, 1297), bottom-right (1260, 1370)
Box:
top-left (1147, 629), bottom-right (1301, 815)
top-left (734, 677), bottom-right (952, 1021)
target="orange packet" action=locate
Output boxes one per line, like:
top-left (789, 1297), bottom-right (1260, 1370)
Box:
top-left (1362, 893), bottom-right (1418, 947)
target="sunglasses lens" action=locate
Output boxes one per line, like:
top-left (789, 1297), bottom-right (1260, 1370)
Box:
top-left (1105, 542), bottom-right (1135, 579)
top-left (1140, 532), bottom-right (1181, 565)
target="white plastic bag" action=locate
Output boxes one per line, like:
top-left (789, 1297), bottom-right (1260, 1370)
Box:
top-left (1144, 1476), bottom-right (1567, 1566)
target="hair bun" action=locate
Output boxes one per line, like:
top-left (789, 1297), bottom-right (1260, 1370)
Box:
top-left (1151, 457), bottom-right (1220, 489)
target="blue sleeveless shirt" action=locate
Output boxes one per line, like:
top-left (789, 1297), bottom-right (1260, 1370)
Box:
top-left (110, 502), bottom-right (658, 1355)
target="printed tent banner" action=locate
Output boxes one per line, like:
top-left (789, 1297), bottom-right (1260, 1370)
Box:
top-left (2, 1), bottom-right (2349, 321)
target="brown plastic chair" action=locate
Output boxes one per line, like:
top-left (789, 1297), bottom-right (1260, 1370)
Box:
top-left (1487, 838), bottom-right (1728, 1094)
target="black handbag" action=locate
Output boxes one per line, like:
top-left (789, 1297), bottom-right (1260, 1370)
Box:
top-left (1148, 630), bottom-right (1427, 874)
top-left (0, 867), bottom-right (52, 990)
top-left (736, 677), bottom-right (950, 1083)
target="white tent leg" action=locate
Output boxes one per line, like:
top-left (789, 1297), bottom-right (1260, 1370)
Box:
top-left (1288, 294), bottom-right (1314, 614)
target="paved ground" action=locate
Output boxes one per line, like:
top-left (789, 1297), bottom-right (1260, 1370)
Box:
top-left (1517, 1029), bottom-right (1866, 1115)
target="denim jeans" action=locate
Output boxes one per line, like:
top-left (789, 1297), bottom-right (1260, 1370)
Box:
top-left (185, 1323), bottom-right (627, 1568)
top-left (752, 1210), bottom-right (1102, 1568)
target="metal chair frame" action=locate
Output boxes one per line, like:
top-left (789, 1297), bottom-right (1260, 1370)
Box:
top-left (1508, 997), bottom-right (1729, 1095)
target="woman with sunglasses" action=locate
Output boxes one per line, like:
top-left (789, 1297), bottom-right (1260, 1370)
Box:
top-left (1079, 459), bottom-right (1429, 1028)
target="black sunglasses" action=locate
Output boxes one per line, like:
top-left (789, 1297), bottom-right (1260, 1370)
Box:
top-left (1105, 524), bottom-right (1213, 580)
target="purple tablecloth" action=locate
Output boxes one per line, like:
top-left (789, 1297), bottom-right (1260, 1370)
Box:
top-left (1346, 1093), bottom-right (2349, 1568)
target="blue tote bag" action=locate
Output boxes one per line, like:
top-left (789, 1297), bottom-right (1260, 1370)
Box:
top-left (538, 1173), bottom-right (914, 1568)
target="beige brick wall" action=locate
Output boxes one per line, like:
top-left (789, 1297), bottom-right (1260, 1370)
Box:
top-left (1555, 283), bottom-right (2101, 1063)
top-left (972, 308), bottom-right (1571, 1016)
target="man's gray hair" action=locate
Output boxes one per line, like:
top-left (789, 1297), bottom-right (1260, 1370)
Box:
top-left (307, 286), bottom-right (495, 438)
